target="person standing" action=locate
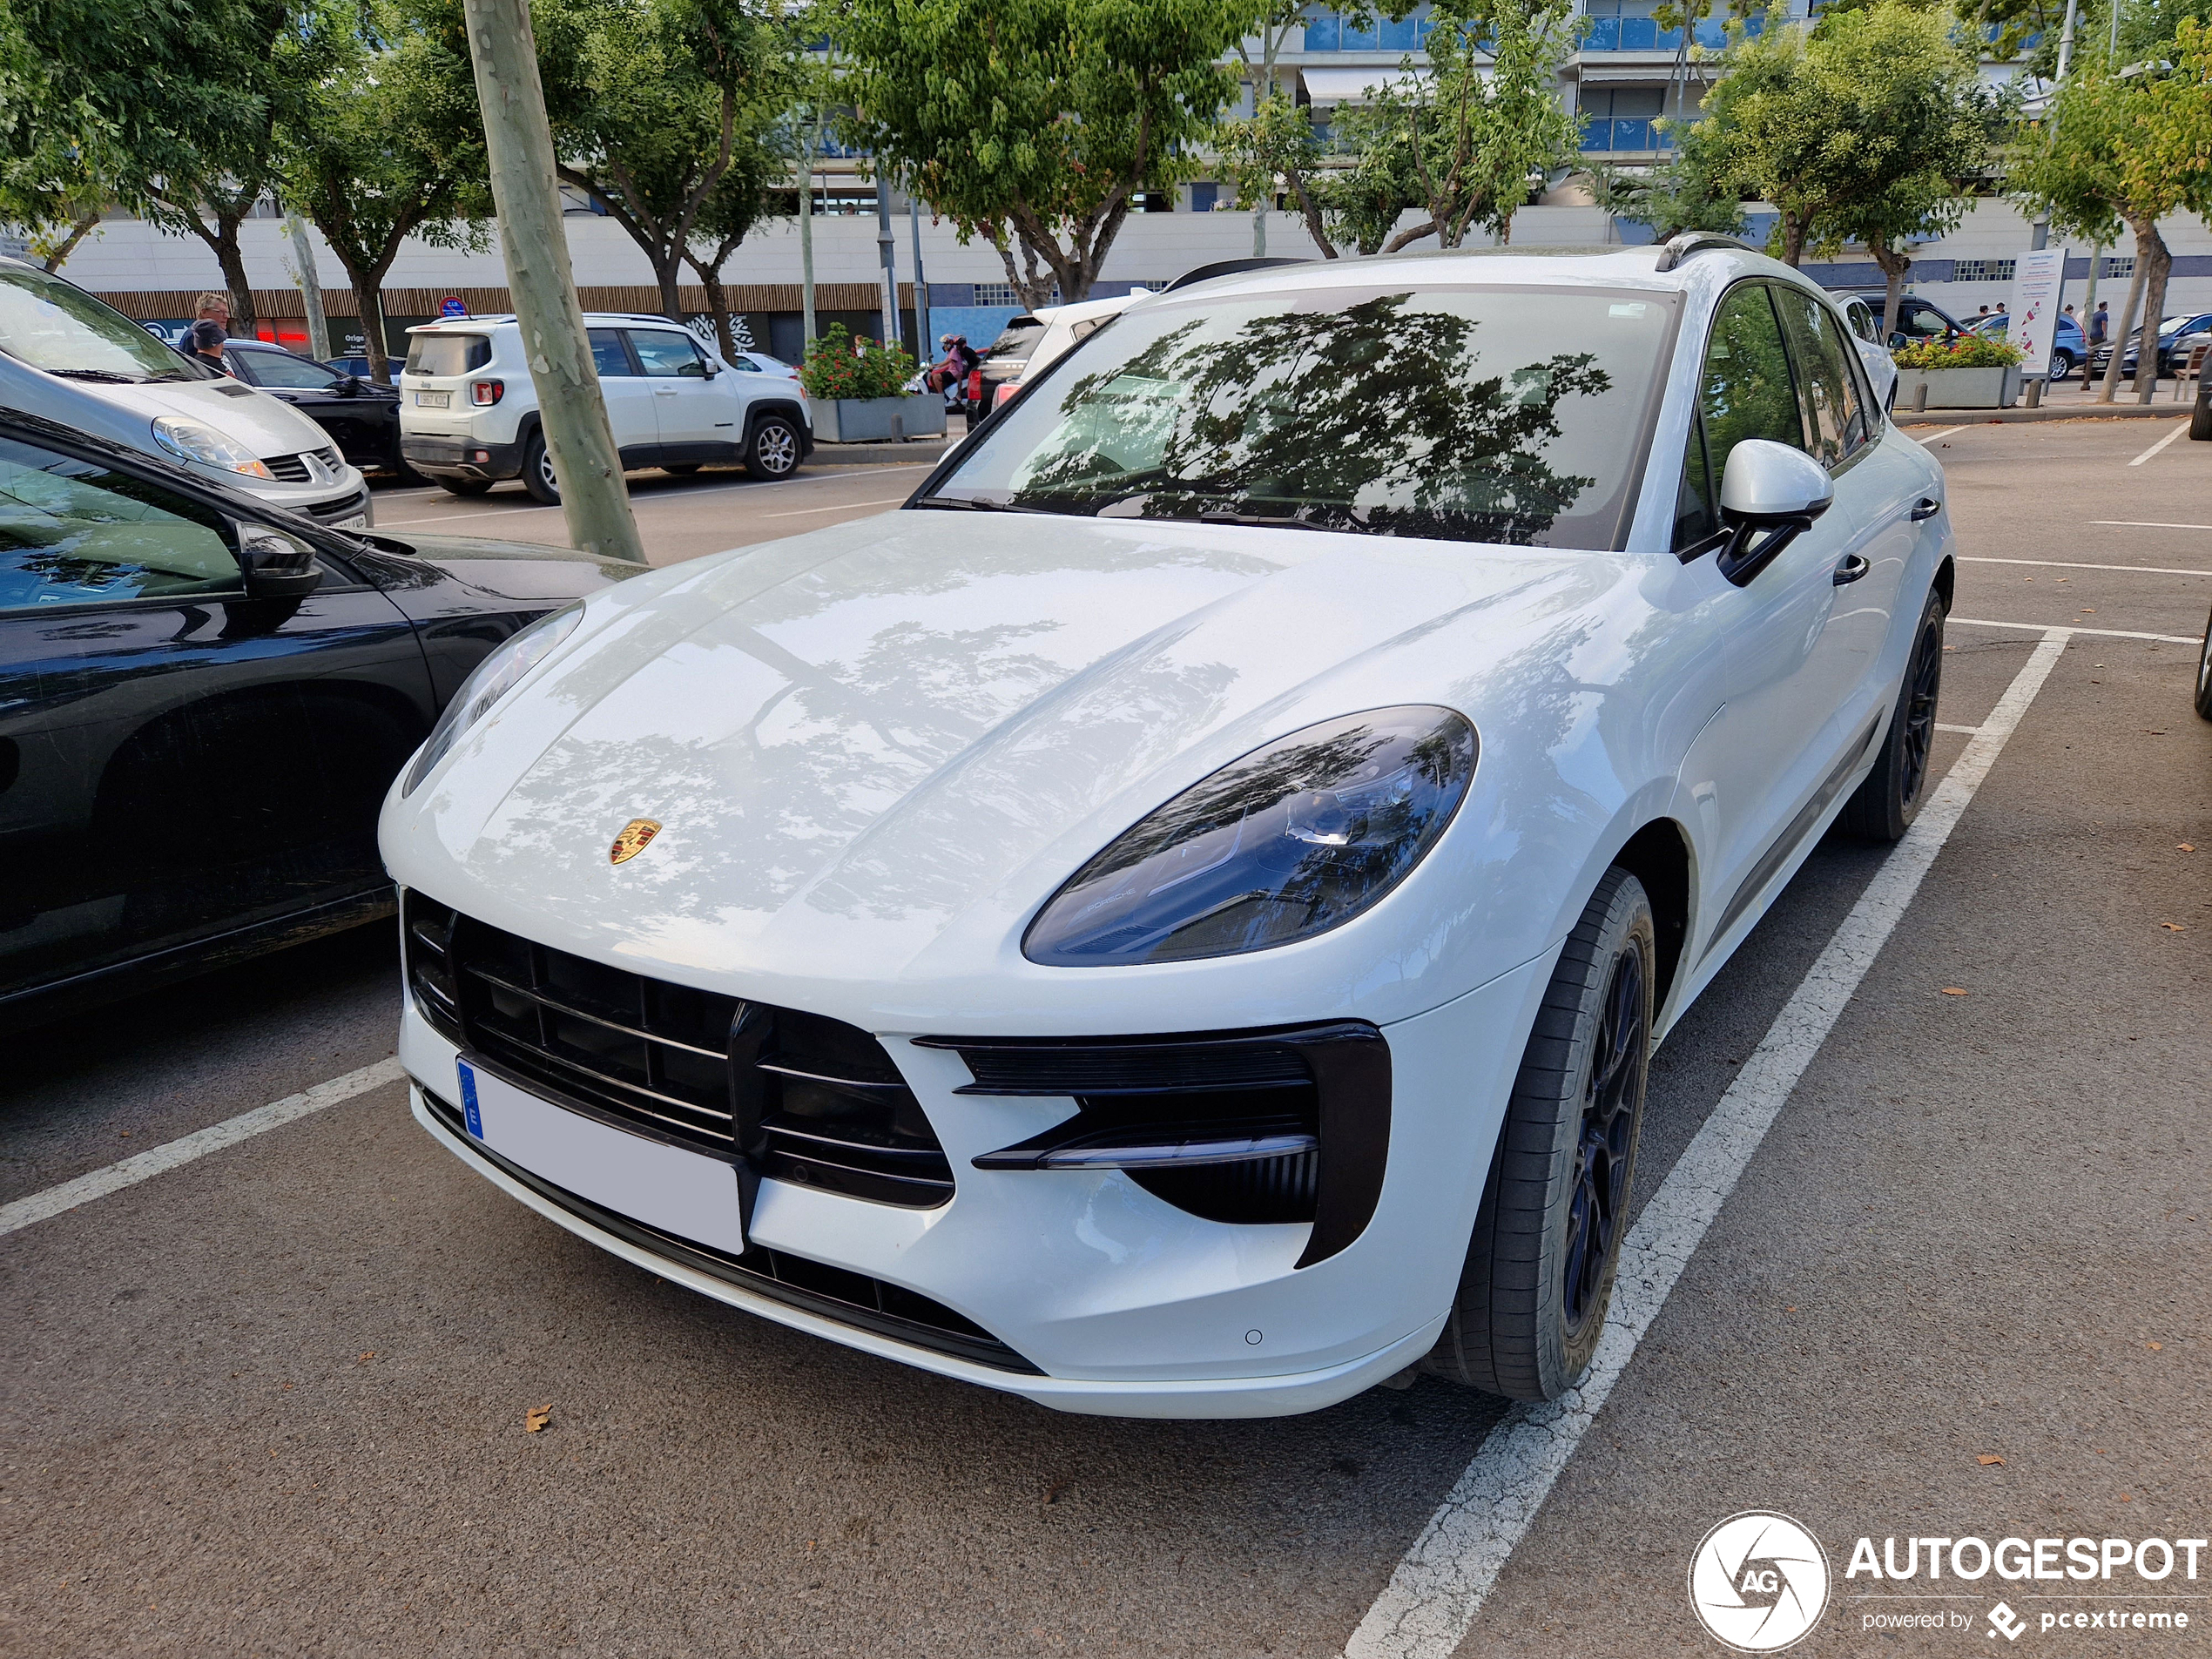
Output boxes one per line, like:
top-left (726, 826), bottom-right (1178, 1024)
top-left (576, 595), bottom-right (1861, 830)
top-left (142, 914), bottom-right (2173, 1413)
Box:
top-left (194, 291), bottom-right (234, 338)
top-left (183, 317), bottom-right (231, 373)
top-left (2089, 302), bottom-right (2109, 347)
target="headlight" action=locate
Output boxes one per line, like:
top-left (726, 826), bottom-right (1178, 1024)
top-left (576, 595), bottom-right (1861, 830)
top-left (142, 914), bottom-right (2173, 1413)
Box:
top-left (401, 605), bottom-right (583, 797)
top-left (1024, 705), bottom-right (1478, 967)
top-left (151, 416), bottom-right (275, 479)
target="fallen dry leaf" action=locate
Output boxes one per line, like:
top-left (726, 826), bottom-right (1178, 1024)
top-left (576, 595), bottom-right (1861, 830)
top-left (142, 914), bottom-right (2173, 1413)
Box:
top-left (1979, 1454), bottom-right (2006, 1466)
top-left (2180, 844), bottom-right (2196, 853)
top-left (356, 1352), bottom-right (374, 1365)
top-left (2080, 608), bottom-right (2095, 614)
top-left (2121, 1494), bottom-right (2133, 1502)
top-left (2161, 923), bottom-right (2188, 933)
top-left (524, 1404), bottom-right (552, 1433)
top-left (2148, 1341), bottom-right (2163, 1352)
top-left (1786, 1305), bottom-right (1798, 1312)
top-left (1941, 987), bottom-right (1970, 996)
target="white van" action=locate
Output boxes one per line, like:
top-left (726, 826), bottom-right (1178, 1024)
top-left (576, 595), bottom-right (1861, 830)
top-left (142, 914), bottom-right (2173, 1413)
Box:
top-left (0, 259), bottom-right (371, 528)
top-left (398, 314), bottom-right (813, 502)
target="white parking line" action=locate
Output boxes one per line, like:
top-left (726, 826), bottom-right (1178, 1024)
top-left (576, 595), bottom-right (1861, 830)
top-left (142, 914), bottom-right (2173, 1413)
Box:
top-left (1934, 722), bottom-right (1983, 734)
top-left (1951, 616), bottom-right (2204, 644)
top-left (1912, 427), bottom-right (1967, 444)
top-left (374, 464), bottom-right (927, 529)
top-left (1345, 632), bottom-right (2069, 1659)
top-left (0, 1058), bottom-right (404, 1241)
top-left (1961, 556), bottom-right (2212, 577)
top-left (2127, 421), bottom-right (2191, 466)
top-left (761, 497), bottom-right (908, 519)
top-left (2089, 520), bottom-right (2212, 531)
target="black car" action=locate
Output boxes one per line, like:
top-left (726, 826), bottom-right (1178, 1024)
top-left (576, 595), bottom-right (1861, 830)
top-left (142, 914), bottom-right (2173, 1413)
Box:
top-left (2088, 312), bottom-right (2212, 381)
top-left (0, 407), bottom-right (632, 1030)
top-left (220, 340), bottom-right (414, 481)
top-left (1838, 291), bottom-right (1968, 351)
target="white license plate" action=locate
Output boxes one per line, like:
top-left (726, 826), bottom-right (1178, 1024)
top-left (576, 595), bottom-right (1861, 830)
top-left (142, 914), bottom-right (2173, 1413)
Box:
top-left (415, 389), bottom-right (450, 408)
top-left (334, 514), bottom-right (368, 531)
top-left (455, 1056), bottom-right (747, 1255)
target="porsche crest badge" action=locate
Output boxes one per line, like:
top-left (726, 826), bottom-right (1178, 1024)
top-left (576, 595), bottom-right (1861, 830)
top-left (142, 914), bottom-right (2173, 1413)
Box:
top-left (610, 819), bottom-right (662, 865)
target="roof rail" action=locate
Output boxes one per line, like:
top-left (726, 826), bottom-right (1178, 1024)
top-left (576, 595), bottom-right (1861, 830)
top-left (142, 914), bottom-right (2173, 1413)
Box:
top-left (1163, 256), bottom-right (1312, 293)
top-left (1653, 232), bottom-right (1749, 273)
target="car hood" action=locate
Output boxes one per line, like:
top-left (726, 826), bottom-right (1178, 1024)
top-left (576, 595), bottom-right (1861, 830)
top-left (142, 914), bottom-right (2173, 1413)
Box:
top-left (353, 532), bottom-right (641, 609)
top-left (81, 374), bottom-right (341, 458)
top-left (385, 510), bottom-right (1627, 1007)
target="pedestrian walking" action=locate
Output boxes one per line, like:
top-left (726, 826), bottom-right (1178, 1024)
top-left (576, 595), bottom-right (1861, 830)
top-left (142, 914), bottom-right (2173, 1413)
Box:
top-left (2089, 302), bottom-right (2109, 346)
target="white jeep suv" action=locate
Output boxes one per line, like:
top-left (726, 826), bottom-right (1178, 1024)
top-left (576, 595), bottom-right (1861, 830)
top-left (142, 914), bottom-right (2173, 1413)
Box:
top-left (398, 314), bottom-right (813, 502)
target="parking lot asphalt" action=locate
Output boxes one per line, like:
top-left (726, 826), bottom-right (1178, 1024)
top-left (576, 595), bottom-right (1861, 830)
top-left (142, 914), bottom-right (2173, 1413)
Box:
top-left (3, 416), bottom-right (2206, 1658)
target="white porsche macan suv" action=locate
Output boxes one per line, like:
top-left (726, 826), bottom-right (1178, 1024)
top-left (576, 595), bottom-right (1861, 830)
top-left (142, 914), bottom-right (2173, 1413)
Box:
top-left (381, 239), bottom-right (1952, 1418)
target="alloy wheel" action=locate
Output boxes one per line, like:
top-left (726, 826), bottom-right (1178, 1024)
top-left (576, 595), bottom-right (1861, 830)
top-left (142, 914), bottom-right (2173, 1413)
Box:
top-left (755, 422), bottom-right (797, 475)
top-left (536, 445), bottom-right (559, 499)
top-left (1561, 944), bottom-right (1646, 1339)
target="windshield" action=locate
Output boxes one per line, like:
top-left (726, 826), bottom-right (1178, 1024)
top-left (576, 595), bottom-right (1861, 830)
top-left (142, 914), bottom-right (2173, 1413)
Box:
top-left (933, 285), bottom-right (1676, 549)
top-left (0, 265), bottom-right (211, 382)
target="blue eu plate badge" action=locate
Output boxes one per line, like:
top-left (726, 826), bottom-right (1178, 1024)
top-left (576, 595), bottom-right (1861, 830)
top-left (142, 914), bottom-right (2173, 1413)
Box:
top-left (457, 1058), bottom-right (483, 1138)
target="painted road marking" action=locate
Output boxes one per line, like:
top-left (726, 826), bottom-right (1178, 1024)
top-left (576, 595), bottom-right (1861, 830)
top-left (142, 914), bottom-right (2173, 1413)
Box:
top-left (374, 464), bottom-right (928, 529)
top-left (2089, 521), bottom-right (2212, 532)
top-left (0, 1058), bottom-right (405, 1240)
top-left (1934, 722), bottom-right (1983, 734)
top-left (762, 497), bottom-right (909, 519)
top-left (1962, 556), bottom-right (2212, 577)
top-left (1344, 632), bottom-right (2069, 1659)
top-left (1912, 427), bottom-right (1967, 444)
top-left (1951, 617), bottom-right (2203, 644)
top-left (2127, 421), bottom-right (2191, 467)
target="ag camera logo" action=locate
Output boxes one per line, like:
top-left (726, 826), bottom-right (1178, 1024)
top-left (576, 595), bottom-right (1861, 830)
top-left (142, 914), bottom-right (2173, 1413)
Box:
top-left (1689, 1512), bottom-right (1831, 1652)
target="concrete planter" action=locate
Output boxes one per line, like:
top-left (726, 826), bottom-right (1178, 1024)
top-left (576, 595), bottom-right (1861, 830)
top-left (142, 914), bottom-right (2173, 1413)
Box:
top-left (813, 394), bottom-right (945, 443)
top-left (1893, 364), bottom-right (2023, 410)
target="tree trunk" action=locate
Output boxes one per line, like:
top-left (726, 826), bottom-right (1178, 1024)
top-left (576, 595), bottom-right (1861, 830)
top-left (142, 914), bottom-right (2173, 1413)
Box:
top-left (1870, 237), bottom-right (1912, 341)
top-left (40, 212), bottom-right (100, 273)
top-left (1286, 170), bottom-right (1338, 259)
top-left (1778, 212), bottom-right (1811, 268)
top-left (462, 0), bottom-right (645, 566)
top-left (2095, 255), bottom-right (2145, 404)
top-left (652, 252), bottom-right (683, 323)
top-left (799, 113), bottom-right (821, 351)
top-left (2128, 219), bottom-right (2170, 405)
top-left (331, 251), bottom-right (395, 387)
top-left (685, 251), bottom-right (738, 361)
top-left (186, 213), bottom-right (259, 334)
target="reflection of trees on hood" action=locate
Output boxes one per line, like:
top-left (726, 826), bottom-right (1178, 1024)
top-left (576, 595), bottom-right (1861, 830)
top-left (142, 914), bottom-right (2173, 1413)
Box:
top-left (1012, 293), bottom-right (1609, 543)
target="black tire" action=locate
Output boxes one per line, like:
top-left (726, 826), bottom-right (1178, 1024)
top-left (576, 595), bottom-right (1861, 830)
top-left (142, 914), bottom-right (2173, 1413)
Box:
top-left (1839, 586), bottom-right (1946, 841)
top-left (2190, 389), bottom-right (2212, 442)
top-left (1425, 868), bottom-right (1655, 1402)
top-left (522, 431), bottom-right (561, 504)
top-left (2194, 604), bottom-right (2212, 722)
top-left (661, 462), bottom-right (703, 475)
top-left (743, 415), bottom-right (802, 480)
top-left (435, 475), bottom-right (492, 498)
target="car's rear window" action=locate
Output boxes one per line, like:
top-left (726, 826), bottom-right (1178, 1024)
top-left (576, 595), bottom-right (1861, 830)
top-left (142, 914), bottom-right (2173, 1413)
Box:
top-left (935, 285), bottom-right (1679, 550)
top-left (406, 333), bottom-right (492, 377)
top-left (986, 318), bottom-right (1047, 360)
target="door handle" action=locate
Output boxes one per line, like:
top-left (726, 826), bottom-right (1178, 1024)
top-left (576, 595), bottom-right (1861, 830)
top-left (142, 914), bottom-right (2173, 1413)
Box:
top-left (654, 387), bottom-right (678, 396)
top-left (1832, 553), bottom-right (1871, 585)
top-left (1909, 496), bottom-right (1940, 522)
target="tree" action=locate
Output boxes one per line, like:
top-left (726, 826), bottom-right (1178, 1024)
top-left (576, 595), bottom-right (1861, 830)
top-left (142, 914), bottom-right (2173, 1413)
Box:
top-left (835, 0), bottom-right (1256, 308)
top-left (1327, 0), bottom-right (1580, 253)
top-left (683, 143), bottom-right (786, 362)
top-left (278, 2), bottom-right (489, 383)
top-left (2010, 18), bottom-right (2212, 402)
top-left (1801, 3), bottom-right (1995, 339)
top-left (1218, 87), bottom-right (1342, 256)
top-left (1586, 117), bottom-right (1746, 242)
top-left (536, 0), bottom-right (779, 322)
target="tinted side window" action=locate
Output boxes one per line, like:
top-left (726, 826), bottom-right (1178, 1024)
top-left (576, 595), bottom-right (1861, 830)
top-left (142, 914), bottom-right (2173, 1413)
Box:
top-left (0, 436), bottom-right (239, 611)
top-left (240, 350), bottom-right (346, 390)
top-left (588, 329), bottom-right (634, 378)
top-left (1673, 409), bottom-right (1717, 552)
top-left (629, 331), bottom-right (709, 377)
top-left (1774, 289), bottom-right (1864, 467)
top-left (1700, 285), bottom-right (1804, 487)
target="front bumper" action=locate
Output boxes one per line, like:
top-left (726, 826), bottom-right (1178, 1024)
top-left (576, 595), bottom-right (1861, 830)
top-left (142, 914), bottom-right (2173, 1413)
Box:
top-left (402, 435), bottom-right (524, 482)
top-left (395, 947), bottom-right (1555, 1418)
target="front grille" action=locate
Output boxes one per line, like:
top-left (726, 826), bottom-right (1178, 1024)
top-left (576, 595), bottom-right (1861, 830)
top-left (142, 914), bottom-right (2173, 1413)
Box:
top-left (265, 446), bottom-right (340, 482)
top-left (921, 1022), bottom-right (1389, 1266)
top-left (402, 893), bottom-right (953, 1207)
top-left (418, 1086), bottom-right (1037, 1374)
top-left (301, 488), bottom-right (370, 523)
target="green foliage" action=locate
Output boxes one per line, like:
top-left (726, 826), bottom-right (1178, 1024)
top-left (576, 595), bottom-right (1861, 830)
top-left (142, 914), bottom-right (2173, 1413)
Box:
top-left (1320, 0), bottom-right (1581, 253)
top-left (1696, 1), bottom-right (1993, 266)
top-left (275, 0), bottom-right (488, 380)
top-left (535, 0), bottom-right (786, 316)
top-left (1585, 132), bottom-right (1747, 240)
top-left (799, 325), bottom-right (917, 401)
top-left (1892, 334), bottom-right (2025, 368)
top-left (833, 0), bottom-right (1256, 305)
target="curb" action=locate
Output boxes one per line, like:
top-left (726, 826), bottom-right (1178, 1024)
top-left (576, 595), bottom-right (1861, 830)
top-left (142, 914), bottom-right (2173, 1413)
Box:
top-left (808, 440), bottom-right (951, 465)
top-left (1895, 402), bottom-right (2189, 426)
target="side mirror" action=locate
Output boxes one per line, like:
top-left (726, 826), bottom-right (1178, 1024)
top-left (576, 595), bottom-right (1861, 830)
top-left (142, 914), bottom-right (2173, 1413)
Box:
top-left (1714, 439), bottom-right (1833, 586)
top-left (334, 374), bottom-right (364, 396)
top-left (237, 523), bottom-right (323, 599)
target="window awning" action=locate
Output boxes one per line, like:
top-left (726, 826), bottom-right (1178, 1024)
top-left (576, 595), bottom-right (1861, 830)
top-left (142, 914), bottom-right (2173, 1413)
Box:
top-left (1299, 65), bottom-right (1433, 104)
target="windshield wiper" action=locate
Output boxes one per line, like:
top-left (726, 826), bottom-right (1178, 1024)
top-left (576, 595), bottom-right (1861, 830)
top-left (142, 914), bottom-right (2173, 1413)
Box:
top-left (49, 368), bottom-right (138, 383)
top-left (1193, 508), bottom-right (1345, 533)
top-left (911, 494), bottom-right (1019, 511)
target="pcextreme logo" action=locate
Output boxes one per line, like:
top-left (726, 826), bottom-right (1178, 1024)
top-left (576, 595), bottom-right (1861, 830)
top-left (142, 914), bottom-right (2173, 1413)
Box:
top-left (1689, 1512), bottom-right (1832, 1652)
